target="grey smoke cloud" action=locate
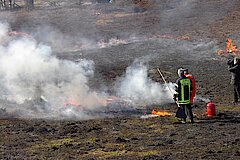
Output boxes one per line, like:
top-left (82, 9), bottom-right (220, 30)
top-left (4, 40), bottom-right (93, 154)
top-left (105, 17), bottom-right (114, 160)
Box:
top-left (0, 22), bottom-right (106, 119)
top-left (0, 22), bottom-right (177, 119)
top-left (0, 22), bottom-right (10, 44)
top-left (30, 25), bottom-right (97, 52)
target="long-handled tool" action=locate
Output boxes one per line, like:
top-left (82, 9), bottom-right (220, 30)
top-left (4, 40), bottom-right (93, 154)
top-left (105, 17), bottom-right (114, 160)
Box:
top-left (157, 68), bottom-right (189, 119)
top-left (157, 68), bottom-right (180, 108)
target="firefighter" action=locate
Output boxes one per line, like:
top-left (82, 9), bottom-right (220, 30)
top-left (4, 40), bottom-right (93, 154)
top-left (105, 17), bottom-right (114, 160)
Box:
top-left (174, 68), bottom-right (194, 123)
top-left (228, 57), bottom-right (240, 103)
top-left (183, 68), bottom-right (196, 105)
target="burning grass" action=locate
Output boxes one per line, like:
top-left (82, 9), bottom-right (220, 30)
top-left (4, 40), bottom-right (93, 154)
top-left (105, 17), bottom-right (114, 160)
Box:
top-left (151, 109), bottom-right (173, 117)
top-left (1, 1), bottom-right (240, 159)
top-left (216, 38), bottom-right (240, 56)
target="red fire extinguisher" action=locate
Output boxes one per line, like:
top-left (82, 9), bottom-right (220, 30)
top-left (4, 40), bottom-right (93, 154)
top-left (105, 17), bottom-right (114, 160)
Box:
top-left (207, 101), bottom-right (216, 117)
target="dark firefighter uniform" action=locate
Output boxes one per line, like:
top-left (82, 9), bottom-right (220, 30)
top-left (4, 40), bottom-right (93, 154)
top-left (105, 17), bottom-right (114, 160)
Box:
top-left (228, 57), bottom-right (240, 103)
top-left (174, 71), bottom-right (194, 123)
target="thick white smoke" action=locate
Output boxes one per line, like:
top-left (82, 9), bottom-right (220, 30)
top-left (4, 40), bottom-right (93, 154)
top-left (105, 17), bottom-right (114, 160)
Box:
top-left (115, 60), bottom-right (174, 107)
top-left (0, 22), bottom-right (106, 119)
top-left (0, 22), bottom-right (176, 119)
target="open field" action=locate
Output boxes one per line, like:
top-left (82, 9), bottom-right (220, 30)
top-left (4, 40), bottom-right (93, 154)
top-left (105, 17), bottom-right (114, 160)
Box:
top-left (0, 0), bottom-right (240, 159)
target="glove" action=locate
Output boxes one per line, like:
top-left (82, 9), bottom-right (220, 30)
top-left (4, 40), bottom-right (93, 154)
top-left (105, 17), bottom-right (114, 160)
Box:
top-left (173, 94), bottom-right (177, 101)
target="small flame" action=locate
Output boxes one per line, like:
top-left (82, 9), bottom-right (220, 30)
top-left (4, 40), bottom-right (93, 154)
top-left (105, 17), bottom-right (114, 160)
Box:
top-left (226, 38), bottom-right (237, 53)
top-left (64, 96), bottom-right (129, 108)
top-left (173, 35), bottom-right (190, 40)
top-left (8, 31), bottom-right (33, 39)
top-left (64, 98), bottom-right (81, 107)
top-left (216, 49), bottom-right (224, 55)
top-left (216, 38), bottom-right (240, 55)
top-left (151, 109), bottom-right (172, 116)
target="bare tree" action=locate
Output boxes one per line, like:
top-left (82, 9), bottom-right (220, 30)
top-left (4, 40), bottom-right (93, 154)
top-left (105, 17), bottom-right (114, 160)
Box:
top-left (0, 0), bottom-right (18, 10)
top-left (0, 0), bottom-right (8, 9)
top-left (9, 0), bottom-right (15, 9)
top-left (0, 0), bottom-right (4, 9)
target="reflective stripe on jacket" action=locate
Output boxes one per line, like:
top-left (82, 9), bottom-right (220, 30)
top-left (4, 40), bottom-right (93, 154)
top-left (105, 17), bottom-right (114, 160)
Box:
top-left (175, 77), bottom-right (192, 104)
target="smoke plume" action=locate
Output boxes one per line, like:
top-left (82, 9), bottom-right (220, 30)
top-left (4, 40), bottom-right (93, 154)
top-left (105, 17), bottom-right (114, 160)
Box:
top-left (0, 22), bottom-right (106, 119)
top-left (115, 59), bottom-right (174, 107)
top-left (30, 25), bottom-right (97, 52)
top-left (0, 22), bottom-right (177, 119)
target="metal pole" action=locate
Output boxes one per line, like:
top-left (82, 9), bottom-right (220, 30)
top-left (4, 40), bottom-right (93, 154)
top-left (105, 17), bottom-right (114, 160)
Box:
top-left (157, 68), bottom-right (180, 107)
top-left (157, 68), bottom-right (174, 95)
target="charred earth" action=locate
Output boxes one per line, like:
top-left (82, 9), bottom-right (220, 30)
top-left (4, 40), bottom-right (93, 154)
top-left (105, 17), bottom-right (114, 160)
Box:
top-left (0, 0), bottom-right (240, 159)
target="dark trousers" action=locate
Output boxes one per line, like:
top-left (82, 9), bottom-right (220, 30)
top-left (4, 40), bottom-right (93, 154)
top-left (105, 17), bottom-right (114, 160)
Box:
top-left (233, 84), bottom-right (240, 102)
top-left (181, 104), bottom-right (194, 122)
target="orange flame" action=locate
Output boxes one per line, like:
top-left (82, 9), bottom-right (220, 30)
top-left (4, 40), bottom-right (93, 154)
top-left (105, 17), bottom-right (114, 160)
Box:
top-left (179, 35), bottom-right (190, 40)
top-left (226, 38), bottom-right (237, 53)
top-left (151, 109), bottom-right (172, 116)
top-left (216, 50), bottom-right (224, 55)
top-left (216, 38), bottom-right (240, 55)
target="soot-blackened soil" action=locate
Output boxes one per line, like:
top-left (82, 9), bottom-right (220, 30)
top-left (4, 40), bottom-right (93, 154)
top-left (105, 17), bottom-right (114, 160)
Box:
top-left (1, 0), bottom-right (240, 159)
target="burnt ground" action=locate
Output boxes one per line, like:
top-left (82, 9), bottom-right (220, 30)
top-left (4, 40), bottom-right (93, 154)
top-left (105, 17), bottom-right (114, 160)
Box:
top-left (1, 0), bottom-right (240, 159)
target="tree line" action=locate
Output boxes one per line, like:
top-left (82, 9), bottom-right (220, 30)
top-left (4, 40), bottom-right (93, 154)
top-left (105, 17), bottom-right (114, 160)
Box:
top-left (0, 0), bottom-right (34, 10)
